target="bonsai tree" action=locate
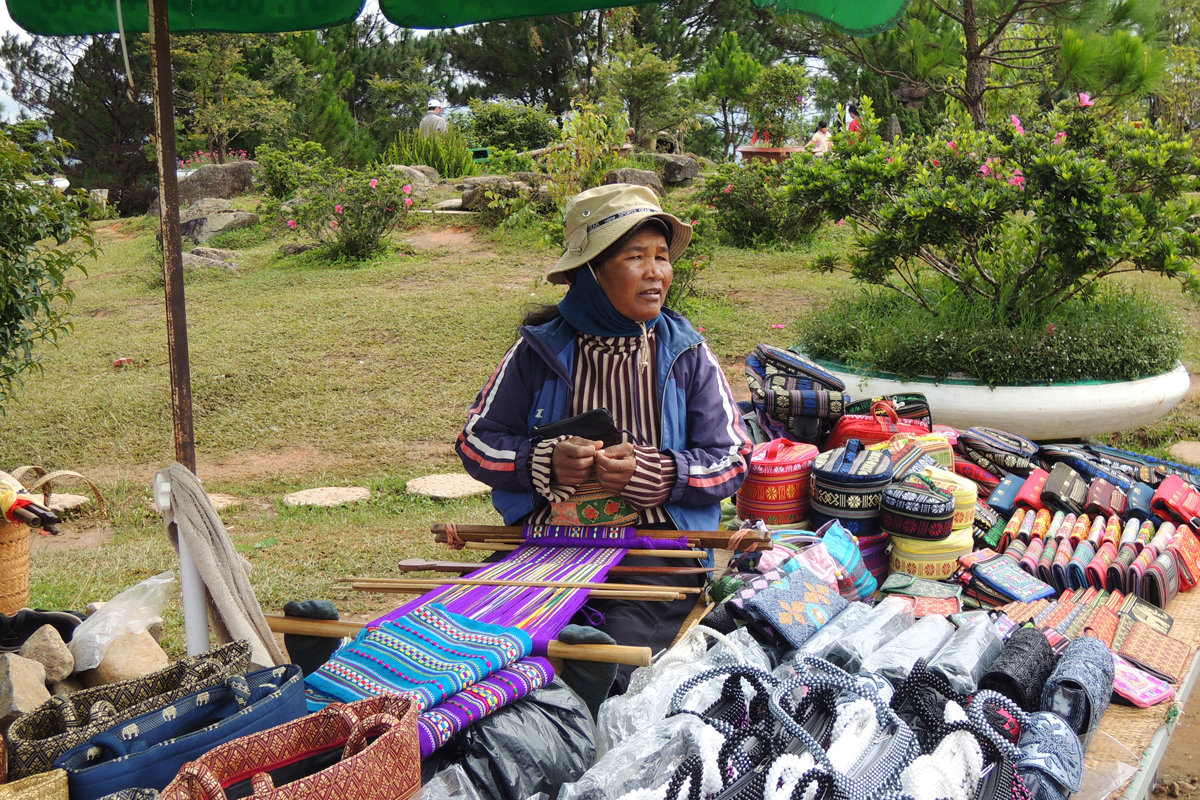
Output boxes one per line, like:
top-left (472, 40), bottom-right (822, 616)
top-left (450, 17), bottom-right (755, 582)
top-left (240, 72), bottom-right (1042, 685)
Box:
top-left (745, 61), bottom-right (807, 146)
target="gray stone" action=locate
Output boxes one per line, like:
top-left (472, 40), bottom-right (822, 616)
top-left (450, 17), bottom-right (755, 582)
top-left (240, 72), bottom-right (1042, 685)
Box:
top-left (149, 161), bottom-right (259, 216)
top-left (86, 601), bottom-right (106, 616)
top-left (602, 168), bottom-right (664, 196)
top-left (432, 198), bottom-right (464, 211)
top-left (182, 252), bottom-right (237, 273)
top-left (1169, 441), bottom-right (1200, 466)
top-left (282, 486), bottom-right (371, 508)
top-left (81, 631), bottom-right (169, 687)
top-left (0, 654), bottom-right (50, 721)
top-left (178, 200), bottom-right (259, 245)
top-left (19, 625), bottom-right (74, 683)
top-left (191, 246), bottom-right (243, 261)
top-left (387, 165), bottom-right (435, 185)
top-left (146, 618), bottom-right (164, 644)
top-left (457, 175), bottom-right (514, 190)
top-left (280, 242), bottom-right (319, 256)
top-left (46, 493), bottom-right (91, 515)
top-left (405, 473), bottom-right (491, 500)
top-left (460, 178), bottom-right (533, 211)
top-left (51, 675), bottom-right (85, 697)
top-left (636, 153), bottom-right (700, 185)
top-left (885, 113), bottom-right (903, 142)
top-left (207, 493), bottom-right (241, 513)
top-left (410, 165), bottom-right (440, 181)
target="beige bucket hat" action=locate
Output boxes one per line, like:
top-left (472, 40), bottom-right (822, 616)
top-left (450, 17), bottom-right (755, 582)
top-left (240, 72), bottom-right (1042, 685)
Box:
top-left (546, 184), bottom-right (692, 285)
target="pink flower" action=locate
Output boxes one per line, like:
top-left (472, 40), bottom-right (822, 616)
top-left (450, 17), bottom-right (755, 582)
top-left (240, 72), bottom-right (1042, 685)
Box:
top-left (724, 183), bottom-right (732, 194)
top-left (836, 219), bottom-right (845, 226)
top-left (930, 159), bottom-right (940, 167)
top-left (1079, 93), bottom-right (1094, 107)
top-left (980, 157), bottom-right (1001, 177)
top-left (369, 178), bottom-right (379, 189)
top-left (331, 220), bottom-right (339, 229)
top-left (1007, 168), bottom-right (1025, 189)
top-left (335, 204), bottom-right (344, 214)
top-left (1047, 323), bottom-right (1056, 335)
top-left (1053, 131), bottom-right (1066, 146)
top-left (697, 327), bottom-right (706, 332)
top-left (887, 157), bottom-right (894, 163)
top-left (402, 184), bottom-right (412, 194)
top-left (286, 219), bottom-right (296, 229)
top-left (770, 323), bottom-right (786, 329)
top-left (1011, 115), bottom-right (1024, 135)
top-left (947, 140), bottom-right (958, 154)
top-left (404, 197), bottom-right (413, 207)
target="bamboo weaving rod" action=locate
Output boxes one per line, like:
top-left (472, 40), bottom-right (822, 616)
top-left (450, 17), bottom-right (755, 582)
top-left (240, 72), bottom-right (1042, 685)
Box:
top-left (433, 522), bottom-right (769, 550)
top-left (263, 615), bottom-right (652, 666)
top-left (338, 578), bottom-right (686, 601)
top-left (396, 558), bottom-right (714, 577)
top-left (459, 541), bottom-right (711, 559)
top-left (339, 575), bottom-right (700, 594)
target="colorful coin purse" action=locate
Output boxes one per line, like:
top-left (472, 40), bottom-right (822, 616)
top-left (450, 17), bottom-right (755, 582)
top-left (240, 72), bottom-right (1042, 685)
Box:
top-left (744, 562), bottom-right (849, 650)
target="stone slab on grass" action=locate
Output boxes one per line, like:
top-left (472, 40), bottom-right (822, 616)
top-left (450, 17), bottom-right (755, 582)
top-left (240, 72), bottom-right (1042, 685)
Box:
top-left (282, 487), bottom-right (371, 508)
top-left (406, 473), bottom-right (491, 500)
top-left (46, 493), bottom-right (91, 515)
top-left (1169, 441), bottom-right (1200, 466)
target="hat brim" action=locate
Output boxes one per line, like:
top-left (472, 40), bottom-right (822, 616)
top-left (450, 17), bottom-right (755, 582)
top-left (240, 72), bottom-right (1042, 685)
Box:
top-left (546, 211), bottom-right (693, 285)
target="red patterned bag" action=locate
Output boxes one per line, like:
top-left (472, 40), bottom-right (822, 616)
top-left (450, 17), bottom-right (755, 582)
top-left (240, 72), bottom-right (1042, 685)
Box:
top-left (160, 694), bottom-right (420, 800)
top-left (736, 439), bottom-right (819, 524)
top-left (822, 401), bottom-right (931, 450)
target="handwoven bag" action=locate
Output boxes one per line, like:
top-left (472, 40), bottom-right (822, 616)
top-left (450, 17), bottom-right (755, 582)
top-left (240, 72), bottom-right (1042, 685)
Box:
top-left (1039, 443), bottom-right (1135, 492)
top-left (160, 693), bottom-right (421, 800)
top-left (1013, 469), bottom-right (1049, 512)
top-left (856, 532), bottom-right (891, 582)
top-left (1152, 475), bottom-right (1200, 529)
top-left (823, 401), bottom-right (932, 451)
top-left (844, 393), bottom-right (933, 430)
top-left (1041, 463), bottom-right (1088, 517)
top-left (890, 527), bottom-right (974, 580)
top-left (814, 519), bottom-right (878, 601)
top-left (870, 432), bottom-right (954, 471)
top-left (745, 345), bottom-right (849, 444)
top-left (0, 770), bottom-right (67, 800)
top-left (957, 427), bottom-right (1039, 478)
top-left (921, 466), bottom-right (977, 531)
top-left (6, 640), bottom-right (251, 780)
top-left (1168, 525), bottom-right (1200, 591)
top-left (54, 665), bottom-right (307, 800)
top-left (880, 476), bottom-right (956, 542)
top-left (1085, 478), bottom-right (1127, 519)
top-left (735, 439), bottom-right (819, 524)
top-left (809, 440), bottom-right (893, 538)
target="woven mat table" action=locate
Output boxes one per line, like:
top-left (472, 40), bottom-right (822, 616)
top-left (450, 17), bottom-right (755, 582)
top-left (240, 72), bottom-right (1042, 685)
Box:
top-left (1085, 584), bottom-right (1200, 800)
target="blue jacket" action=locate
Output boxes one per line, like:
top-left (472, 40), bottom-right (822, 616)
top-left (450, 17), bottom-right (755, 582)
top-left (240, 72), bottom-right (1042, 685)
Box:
top-left (456, 309), bottom-right (751, 530)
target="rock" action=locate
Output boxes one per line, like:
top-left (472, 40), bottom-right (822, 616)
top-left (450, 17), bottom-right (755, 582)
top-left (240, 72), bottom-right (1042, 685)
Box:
top-left (149, 161), bottom-right (259, 216)
top-left (182, 252), bottom-right (237, 273)
top-left (45, 493), bottom-right (91, 516)
top-left (279, 242), bottom-right (319, 256)
top-left (387, 165), bottom-right (435, 185)
top-left (0, 653), bottom-right (50, 722)
top-left (602, 168), bottom-right (664, 196)
top-left (86, 601), bottom-right (106, 616)
top-left (191, 246), bottom-right (243, 261)
top-left (19, 625), bottom-right (73, 683)
top-left (207, 493), bottom-right (241, 513)
top-left (457, 175), bottom-right (514, 191)
top-left (176, 198), bottom-right (259, 245)
top-left (80, 631), bottom-right (169, 687)
top-left (410, 165), bottom-right (441, 181)
top-left (432, 198), bottom-right (464, 211)
top-left (282, 487), bottom-right (371, 508)
top-left (406, 473), bottom-right (492, 500)
top-left (51, 675), bottom-right (85, 697)
top-left (636, 153), bottom-right (700, 185)
top-left (146, 618), bottom-right (164, 644)
top-left (460, 176), bottom-right (533, 211)
top-left (885, 113), bottom-right (903, 142)
top-left (1169, 441), bottom-right (1200, 466)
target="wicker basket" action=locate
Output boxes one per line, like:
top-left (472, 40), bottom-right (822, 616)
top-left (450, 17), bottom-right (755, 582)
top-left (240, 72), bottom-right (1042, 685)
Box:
top-left (0, 519), bottom-right (31, 615)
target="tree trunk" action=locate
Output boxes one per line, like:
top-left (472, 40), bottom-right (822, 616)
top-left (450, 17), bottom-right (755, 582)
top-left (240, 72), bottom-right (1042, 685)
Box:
top-left (961, 0), bottom-right (988, 129)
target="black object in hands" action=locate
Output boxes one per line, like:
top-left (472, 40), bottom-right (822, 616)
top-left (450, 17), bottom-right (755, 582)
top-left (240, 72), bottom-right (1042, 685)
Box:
top-left (531, 408), bottom-right (622, 448)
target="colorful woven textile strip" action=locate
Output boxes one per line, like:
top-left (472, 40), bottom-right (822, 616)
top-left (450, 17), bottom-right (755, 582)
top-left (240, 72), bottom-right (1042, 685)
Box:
top-left (373, 544), bottom-right (626, 653)
top-left (522, 524), bottom-right (688, 550)
top-left (1086, 541), bottom-right (1118, 590)
top-left (1051, 538), bottom-right (1074, 592)
top-left (306, 604), bottom-right (531, 708)
top-left (418, 657), bottom-right (554, 757)
top-left (1038, 537), bottom-right (1059, 585)
top-left (1067, 541), bottom-right (1096, 590)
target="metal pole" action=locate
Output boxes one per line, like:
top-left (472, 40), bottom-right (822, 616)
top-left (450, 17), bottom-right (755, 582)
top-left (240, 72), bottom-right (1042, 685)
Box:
top-left (148, 0), bottom-right (196, 473)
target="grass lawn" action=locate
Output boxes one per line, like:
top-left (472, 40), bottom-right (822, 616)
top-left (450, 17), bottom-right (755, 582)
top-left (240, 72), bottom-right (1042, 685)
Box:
top-left (3, 193), bottom-right (1198, 657)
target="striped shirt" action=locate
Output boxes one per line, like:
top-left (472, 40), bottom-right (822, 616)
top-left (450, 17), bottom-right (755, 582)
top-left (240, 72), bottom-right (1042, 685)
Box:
top-left (529, 330), bottom-right (675, 525)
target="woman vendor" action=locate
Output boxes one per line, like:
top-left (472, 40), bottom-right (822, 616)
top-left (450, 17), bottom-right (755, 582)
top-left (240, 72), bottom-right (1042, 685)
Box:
top-left (457, 183), bottom-right (752, 695)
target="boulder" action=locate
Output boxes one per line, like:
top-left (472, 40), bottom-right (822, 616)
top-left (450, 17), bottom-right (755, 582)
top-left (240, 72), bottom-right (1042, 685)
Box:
top-left (19, 625), bottom-right (73, 684)
top-left (461, 177), bottom-right (532, 211)
top-left (410, 165), bottom-right (441, 181)
top-left (149, 160), bottom-right (259, 216)
top-left (387, 165), bottom-right (436, 185)
top-left (280, 242), bottom-right (319, 256)
top-left (636, 153), bottom-right (700, 185)
top-left (81, 631), bottom-right (169, 687)
top-left (191, 246), bottom-right (243, 262)
top-left (176, 197), bottom-right (259, 245)
top-left (51, 675), bottom-right (85, 697)
top-left (456, 174), bottom-right (515, 191)
top-left (0, 654), bottom-right (50, 722)
top-left (182, 252), bottom-right (237, 273)
top-left (432, 198), bottom-right (464, 211)
top-left (602, 168), bottom-right (664, 196)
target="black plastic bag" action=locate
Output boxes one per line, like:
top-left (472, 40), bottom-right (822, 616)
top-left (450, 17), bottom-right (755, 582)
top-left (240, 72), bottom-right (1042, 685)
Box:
top-left (421, 679), bottom-right (597, 800)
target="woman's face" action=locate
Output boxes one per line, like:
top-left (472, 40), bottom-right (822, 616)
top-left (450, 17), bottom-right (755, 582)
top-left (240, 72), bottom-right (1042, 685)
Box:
top-left (594, 227), bottom-right (673, 322)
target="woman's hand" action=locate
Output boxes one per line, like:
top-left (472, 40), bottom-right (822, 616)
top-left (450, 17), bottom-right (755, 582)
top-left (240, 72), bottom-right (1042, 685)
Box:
top-left (594, 442), bottom-right (636, 494)
top-left (551, 437), bottom-right (603, 487)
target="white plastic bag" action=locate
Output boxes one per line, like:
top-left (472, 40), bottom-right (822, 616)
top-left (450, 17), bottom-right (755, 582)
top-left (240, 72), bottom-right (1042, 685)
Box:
top-left (69, 571), bottom-right (175, 671)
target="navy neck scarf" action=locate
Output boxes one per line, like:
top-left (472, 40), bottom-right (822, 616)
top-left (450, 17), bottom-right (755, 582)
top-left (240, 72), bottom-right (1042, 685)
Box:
top-left (557, 266), bottom-right (662, 337)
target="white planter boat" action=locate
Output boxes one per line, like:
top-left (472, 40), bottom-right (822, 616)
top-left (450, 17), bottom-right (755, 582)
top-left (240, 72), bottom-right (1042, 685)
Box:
top-left (815, 358), bottom-right (1191, 441)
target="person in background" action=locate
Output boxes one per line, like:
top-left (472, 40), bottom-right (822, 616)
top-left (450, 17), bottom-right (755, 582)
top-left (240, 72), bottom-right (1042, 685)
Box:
top-left (419, 99), bottom-right (448, 136)
top-left (847, 104), bottom-right (863, 133)
top-left (806, 119), bottom-right (833, 156)
top-left (457, 183), bottom-right (752, 698)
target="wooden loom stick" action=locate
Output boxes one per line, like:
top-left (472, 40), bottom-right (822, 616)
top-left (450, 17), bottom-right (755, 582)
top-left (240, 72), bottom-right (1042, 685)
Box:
top-left (338, 576), bottom-right (700, 595)
top-left (263, 615), bottom-right (652, 666)
top-left (433, 522), bottom-right (770, 550)
top-left (338, 579), bottom-right (687, 601)
top-left (396, 558), bottom-right (715, 577)
top-left (459, 541), bottom-right (711, 559)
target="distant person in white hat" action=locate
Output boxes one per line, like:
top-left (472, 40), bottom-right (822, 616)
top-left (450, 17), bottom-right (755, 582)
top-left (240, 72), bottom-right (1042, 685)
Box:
top-left (419, 99), bottom-right (448, 136)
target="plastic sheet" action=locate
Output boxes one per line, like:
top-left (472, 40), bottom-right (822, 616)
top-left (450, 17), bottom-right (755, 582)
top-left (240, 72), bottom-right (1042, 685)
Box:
top-left (794, 602), bottom-right (872, 660)
top-left (823, 595), bottom-right (915, 672)
top-left (419, 679), bottom-right (596, 800)
top-left (595, 626), bottom-right (771, 755)
top-left (69, 571), bottom-right (175, 672)
top-left (1076, 729), bottom-right (1138, 800)
top-left (861, 614), bottom-right (955, 685)
top-left (927, 614), bottom-right (1004, 694)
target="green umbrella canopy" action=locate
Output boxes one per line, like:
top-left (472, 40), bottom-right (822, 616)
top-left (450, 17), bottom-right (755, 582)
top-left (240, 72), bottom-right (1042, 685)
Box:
top-left (5, 0), bottom-right (910, 35)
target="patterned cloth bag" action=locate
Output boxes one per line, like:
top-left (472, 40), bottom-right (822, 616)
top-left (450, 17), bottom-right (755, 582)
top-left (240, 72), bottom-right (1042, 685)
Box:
top-left (6, 640), bottom-right (251, 780)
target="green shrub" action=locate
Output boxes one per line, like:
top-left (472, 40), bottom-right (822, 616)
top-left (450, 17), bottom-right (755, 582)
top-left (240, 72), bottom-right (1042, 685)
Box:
top-left (461, 99), bottom-right (556, 152)
top-left (0, 131), bottom-right (100, 409)
top-left (382, 128), bottom-right (477, 180)
top-left (254, 140), bottom-right (334, 200)
top-left (662, 199), bottom-right (716, 314)
top-left (485, 148), bottom-right (540, 175)
top-left (796, 286), bottom-right (1183, 386)
top-left (706, 160), bottom-right (822, 248)
top-left (282, 169), bottom-right (416, 261)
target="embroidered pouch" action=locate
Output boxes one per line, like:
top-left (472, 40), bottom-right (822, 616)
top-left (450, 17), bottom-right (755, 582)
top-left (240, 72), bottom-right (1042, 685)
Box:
top-left (744, 562), bottom-right (849, 650)
top-left (845, 393), bottom-right (933, 430)
top-left (814, 519), bottom-right (878, 601)
top-left (1126, 482), bottom-right (1161, 524)
top-left (1014, 469), bottom-right (1049, 512)
top-left (880, 571), bottom-right (963, 600)
top-left (1116, 620), bottom-right (1193, 683)
top-left (880, 476), bottom-right (956, 541)
top-left (972, 553), bottom-right (1056, 603)
top-left (1169, 525), bottom-right (1200, 591)
top-left (987, 475), bottom-right (1025, 517)
top-left (1082, 605), bottom-right (1120, 647)
top-left (1085, 478), bottom-right (1127, 519)
top-left (978, 627), bottom-right (1057, 712)
top-left (824, 400), bottom-right (932, 450)
top-left (1152, 474), bottom-right (1200, 528)
top-left (921, 467), bottom-right (977, 531)
top-left (890, 527), bottom-right (974, 580)
top-left (958, 427), bottom-right (1040, 478)
top-left (1111, 653), bottom-right (1174, 708)
top-left (1041, 463), bottom-right (1088, 517)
